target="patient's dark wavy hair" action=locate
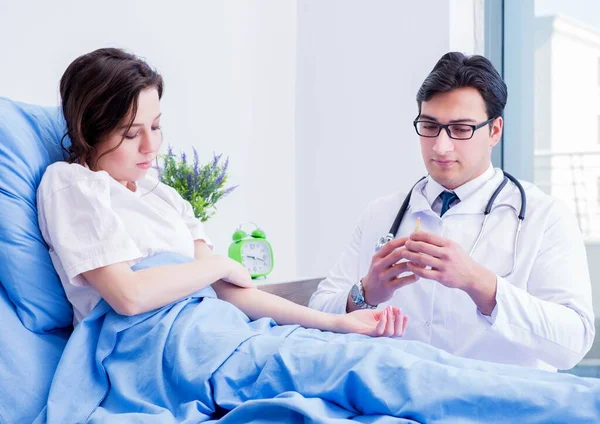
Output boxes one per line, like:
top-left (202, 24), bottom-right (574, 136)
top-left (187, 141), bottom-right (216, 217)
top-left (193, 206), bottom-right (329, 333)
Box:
top-left (59, 48), bottom-right (164, 169)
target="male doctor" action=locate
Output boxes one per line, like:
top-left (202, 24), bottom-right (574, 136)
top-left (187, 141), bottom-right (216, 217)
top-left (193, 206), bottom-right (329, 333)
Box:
top-left (309, 52), bottom-right (595, 371)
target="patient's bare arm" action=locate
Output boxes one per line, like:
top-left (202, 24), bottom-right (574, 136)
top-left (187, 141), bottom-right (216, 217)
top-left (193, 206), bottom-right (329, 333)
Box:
top-left (212, 280), bottom-right (408, 337)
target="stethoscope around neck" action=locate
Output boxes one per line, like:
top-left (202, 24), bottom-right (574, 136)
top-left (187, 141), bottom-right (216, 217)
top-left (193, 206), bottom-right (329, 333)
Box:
top-left (376, 171), bottom-right (527, 278)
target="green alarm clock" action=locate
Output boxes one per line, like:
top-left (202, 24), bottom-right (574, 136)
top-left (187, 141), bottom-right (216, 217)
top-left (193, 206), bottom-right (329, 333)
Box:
top-left (228, 222), bottom-right (274, 279)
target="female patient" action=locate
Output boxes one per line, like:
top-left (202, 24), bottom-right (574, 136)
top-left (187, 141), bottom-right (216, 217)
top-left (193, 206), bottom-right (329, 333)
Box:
top-left (37, 48), bottom-right (599, 423)
top-left (38, 47), bottom-right (406, 336)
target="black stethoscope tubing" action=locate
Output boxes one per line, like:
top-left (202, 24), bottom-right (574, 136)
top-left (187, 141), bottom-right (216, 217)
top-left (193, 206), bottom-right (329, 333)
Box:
top-left (387, 171), bottom-right (526, 239)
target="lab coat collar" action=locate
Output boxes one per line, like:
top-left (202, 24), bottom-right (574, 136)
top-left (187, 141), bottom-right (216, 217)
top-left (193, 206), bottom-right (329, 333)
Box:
top-left (424, 164), bottom-right (495, 206)
top-left (408, 167), bottom-right (507, 216)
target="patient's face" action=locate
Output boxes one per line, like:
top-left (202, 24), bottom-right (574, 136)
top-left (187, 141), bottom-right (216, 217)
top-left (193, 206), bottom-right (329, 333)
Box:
top-left (93, 88), bottom-right (162, 188)
top-left (417, 87), bottom-right (502, 190)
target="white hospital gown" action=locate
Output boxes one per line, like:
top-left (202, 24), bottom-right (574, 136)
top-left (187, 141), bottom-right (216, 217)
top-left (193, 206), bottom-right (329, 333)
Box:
top-left (37, 162), bottom-right (212, 325)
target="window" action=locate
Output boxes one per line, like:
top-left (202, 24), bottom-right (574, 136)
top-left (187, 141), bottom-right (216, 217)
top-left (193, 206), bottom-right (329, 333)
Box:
top-left (501, 0), bottom-right (600, 376)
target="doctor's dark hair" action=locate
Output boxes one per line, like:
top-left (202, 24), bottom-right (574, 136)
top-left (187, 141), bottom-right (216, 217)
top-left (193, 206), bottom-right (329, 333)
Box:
top-left (416, 52), bottom-right (508, 121)
top-left (59, 48), bottom-right (164, 168)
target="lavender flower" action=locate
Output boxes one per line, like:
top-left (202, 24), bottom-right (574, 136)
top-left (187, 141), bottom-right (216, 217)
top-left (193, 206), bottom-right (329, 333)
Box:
top-left (193, 147), bottom-right (199, 178)
top-left (211, 152), bottom-right (222, 169)
top-left (222, 157), bottom-right (229, 173)
top-left (221, 185), bottom-right (238, 197)
top-left (214, 157), bottom-right (229, 187)
top-left (159, 148), bottom-right (237, 222)
top-left (215, 171), bottom-right (225, 188)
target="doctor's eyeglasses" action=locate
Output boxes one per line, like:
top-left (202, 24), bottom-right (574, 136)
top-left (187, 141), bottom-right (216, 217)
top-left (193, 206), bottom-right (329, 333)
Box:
top-left (413, 117), bottom-right (496, 140)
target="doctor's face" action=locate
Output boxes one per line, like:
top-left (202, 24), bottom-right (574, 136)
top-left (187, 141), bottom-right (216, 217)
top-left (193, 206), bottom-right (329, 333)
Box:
top-left (417, 87), bottom-right (502, 190)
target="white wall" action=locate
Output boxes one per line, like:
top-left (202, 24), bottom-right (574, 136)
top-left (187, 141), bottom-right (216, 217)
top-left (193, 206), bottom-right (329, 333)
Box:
top-left (1, 0), bottom-right (482, 280)
top-left (294, 0), bottom-right (483, 276)
top-left (0, 0), bottom-right (298, 277)
top-left (449, 0), bottom-right (486, 54)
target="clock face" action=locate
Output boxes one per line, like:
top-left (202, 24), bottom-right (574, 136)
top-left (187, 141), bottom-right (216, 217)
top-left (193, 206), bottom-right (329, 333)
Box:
top-left (241, 241), bottom-right (273, 275)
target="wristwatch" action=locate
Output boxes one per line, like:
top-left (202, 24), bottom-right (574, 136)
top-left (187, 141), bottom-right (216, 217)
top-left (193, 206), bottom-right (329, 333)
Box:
top-left (350, 279), bottom-right (378, 309)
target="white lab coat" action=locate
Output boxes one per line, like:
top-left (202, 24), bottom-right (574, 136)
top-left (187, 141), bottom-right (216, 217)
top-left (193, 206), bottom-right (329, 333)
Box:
top-left (309, 167), bottom-right (595, 371)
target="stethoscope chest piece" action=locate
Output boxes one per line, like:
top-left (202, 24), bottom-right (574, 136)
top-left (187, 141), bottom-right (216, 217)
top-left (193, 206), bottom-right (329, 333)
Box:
top-left (375, 233), bottom-right (394, 252)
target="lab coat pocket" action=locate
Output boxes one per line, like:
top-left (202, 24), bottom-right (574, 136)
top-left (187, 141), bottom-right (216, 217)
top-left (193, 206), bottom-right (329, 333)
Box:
top-left (472, 239), bottom-right (513, 278)
top-left (470, 207), bottom-right (519, 281)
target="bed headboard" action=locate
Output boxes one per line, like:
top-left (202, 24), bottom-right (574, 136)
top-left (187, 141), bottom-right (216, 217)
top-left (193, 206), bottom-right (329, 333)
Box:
top-left (258, 278), bottom-right (322, 307)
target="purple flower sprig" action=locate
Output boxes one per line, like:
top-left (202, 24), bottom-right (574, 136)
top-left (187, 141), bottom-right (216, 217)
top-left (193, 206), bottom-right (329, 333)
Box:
top-left (158, 144), bottom-right (237, 222)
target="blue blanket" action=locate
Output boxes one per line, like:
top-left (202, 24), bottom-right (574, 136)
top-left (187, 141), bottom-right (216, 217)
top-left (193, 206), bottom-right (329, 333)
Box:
top-left (35, 253), bottom-right (600, 423)
top-left (0, 284), bottom-right (69, 424)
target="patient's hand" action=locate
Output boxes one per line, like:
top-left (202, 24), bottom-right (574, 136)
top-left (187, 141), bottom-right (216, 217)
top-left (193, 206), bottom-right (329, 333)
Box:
top-left (221, 258), bottom-right (254, 288)
top-left (334, 306), bottom-right (408, 337)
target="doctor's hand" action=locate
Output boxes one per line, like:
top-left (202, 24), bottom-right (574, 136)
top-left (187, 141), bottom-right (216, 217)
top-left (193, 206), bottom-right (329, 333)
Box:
top-left (335, 306), bottom-right (408, 337)
top-left (402, 231), bottom-right (498, 315)
top-left (361, 237), bottom-right (423, 306)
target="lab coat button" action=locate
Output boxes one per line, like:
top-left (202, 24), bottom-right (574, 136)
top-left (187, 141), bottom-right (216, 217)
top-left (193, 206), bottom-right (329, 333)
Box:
top-left (424, 321), bottom-right (431, 327)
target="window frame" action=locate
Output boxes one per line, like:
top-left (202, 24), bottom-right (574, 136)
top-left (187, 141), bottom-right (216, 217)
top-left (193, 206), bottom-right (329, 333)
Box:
top-left (486, 0), bottom-right (535, 181)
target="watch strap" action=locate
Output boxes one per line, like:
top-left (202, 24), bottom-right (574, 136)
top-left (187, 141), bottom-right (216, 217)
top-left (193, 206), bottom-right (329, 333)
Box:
top-left (352, 279), bottom-right (378, 309)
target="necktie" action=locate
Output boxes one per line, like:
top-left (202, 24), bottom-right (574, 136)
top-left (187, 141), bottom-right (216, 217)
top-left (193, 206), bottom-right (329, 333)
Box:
top-left (439, 191), bottom-right (459, 217)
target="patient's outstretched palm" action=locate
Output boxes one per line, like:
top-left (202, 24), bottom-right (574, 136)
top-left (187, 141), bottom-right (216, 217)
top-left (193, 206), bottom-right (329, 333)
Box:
top-left (336, 306), bottom-right (408, 337)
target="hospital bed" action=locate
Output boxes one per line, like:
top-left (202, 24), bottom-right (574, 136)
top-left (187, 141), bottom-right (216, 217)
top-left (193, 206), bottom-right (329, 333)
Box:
top-left (1, 97), bottom-right (598, 423)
